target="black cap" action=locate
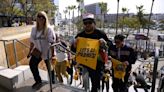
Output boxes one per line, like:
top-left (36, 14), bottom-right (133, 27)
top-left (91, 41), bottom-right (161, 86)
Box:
top-left (114, 34), bottom-right (125, 41)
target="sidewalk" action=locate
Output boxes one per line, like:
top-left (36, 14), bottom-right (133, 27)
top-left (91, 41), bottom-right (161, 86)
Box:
top-left (0, 25), bottom-right (33, 37)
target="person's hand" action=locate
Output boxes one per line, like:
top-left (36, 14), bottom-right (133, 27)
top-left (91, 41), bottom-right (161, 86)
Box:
top-left (123, 61), bottom-right (129, 66)
top-left (27, 52), bottom-right (31, 58)
top-left (108, 56), bottom-right (112, 60)
top-left (51, 56), bottom-right (57, 65)
top-left (99, 38), bottom-right (107, 45)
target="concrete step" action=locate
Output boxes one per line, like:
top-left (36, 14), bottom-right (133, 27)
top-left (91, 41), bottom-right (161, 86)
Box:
top-left (13, 65), bottom-right (32, 83)
top-left (0, 65), bottom-right (48, 92)
top-left (0, 66), bottom-right (6, 70)
top-left (0, 67), bottom-right (22, 91)
top-left (13, 65), bottom-right (49, 82)
top-left (16, 78), bottom-right (85, 92)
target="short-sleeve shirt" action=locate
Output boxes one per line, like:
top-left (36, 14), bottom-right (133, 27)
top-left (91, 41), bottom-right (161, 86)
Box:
top-left (30, 26), bottom-right (56, 60)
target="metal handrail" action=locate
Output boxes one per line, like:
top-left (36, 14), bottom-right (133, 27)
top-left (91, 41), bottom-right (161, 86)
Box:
top-left (0, 39), bottom-right (30, 49)
top-left (47, 42), bottom-right (76, 92)
top-left (51, 42), bottom-right (75, 55)
top-left (15, 39), bottom-right (30, 48)
top-left (0, 39), bottom-right (30, 68)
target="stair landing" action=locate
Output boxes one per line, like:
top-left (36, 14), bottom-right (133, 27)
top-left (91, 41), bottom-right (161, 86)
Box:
top-left (16, 78), bottom-right (85, 92)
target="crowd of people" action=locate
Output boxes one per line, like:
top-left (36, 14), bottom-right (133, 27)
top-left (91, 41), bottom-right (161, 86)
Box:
top-left (27, 11), bottom-right (163, 92)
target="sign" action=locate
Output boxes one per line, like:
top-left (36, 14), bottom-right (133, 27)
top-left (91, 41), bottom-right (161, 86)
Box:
top-left (111, 58), bottom-right (127, 81)
top-left (76, 37), bottom-right (99, 70)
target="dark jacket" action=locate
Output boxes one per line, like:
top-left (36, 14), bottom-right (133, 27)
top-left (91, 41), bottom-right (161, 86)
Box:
top-left (109, 44), bottom-right (137, 72)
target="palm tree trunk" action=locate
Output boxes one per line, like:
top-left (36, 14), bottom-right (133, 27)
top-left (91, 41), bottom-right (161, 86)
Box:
top-left (116, 0), bottom-right (120, 35)
top-left (146, 0), bottom-right (154, 52)
top-left (69, 11), bottom-right (71, 36)
top-left (78, 5), bottom-right (80, 21)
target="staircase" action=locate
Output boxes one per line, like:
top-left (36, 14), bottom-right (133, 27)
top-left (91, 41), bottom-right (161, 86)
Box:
top-left (0, 65), bottom-right (85, 92)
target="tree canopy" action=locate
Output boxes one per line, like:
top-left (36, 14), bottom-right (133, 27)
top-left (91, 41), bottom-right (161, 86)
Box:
top-left (0, 0), bottom-right (57, 25)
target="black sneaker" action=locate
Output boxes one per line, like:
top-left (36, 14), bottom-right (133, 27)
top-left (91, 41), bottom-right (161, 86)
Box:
top-left (32, 82), bottom-right (42, 89)
top-left (52, 80), bottom-right (55, 84)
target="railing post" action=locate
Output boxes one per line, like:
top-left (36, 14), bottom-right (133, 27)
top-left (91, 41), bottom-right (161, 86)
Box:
top-left (3, 41), bottom-right (10, 68)
top-left (47, 48), bottom-right (53, 92)
top-left (13, 40), bottom-right (18, 67)
top-left (151, 47), bottom-right (159, 92)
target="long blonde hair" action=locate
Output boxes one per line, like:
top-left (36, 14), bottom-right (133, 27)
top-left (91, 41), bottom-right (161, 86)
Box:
top-left (36, 11), bottom-right (49, 38)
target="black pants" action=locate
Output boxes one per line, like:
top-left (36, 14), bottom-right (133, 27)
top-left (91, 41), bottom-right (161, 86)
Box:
top-left (87, 68), bottom-right (101, 92)
top-left (159, 79), bottom-right (164, 92)
top-left (134, 85), bottom-right (148, 92)
top-left (102, 76), bottom-right (109, 92)
top-left (112, 77), bottom-right (128, 92)
top-left (66, 65), bottom-right (73, 84)
top-left (29, 55), bottom-right (54, 83)
top-left (87, 61), bottom-right (104, 92)
top-left (124, 72), bottom-right (130, 85)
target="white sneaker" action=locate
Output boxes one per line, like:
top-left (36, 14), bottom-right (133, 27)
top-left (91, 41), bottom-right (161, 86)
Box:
top-left (67, 78), bottom-right (70, 85)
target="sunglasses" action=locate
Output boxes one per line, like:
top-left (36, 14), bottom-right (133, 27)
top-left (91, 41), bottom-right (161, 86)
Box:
top-left (83, 21), bottom-right (93, 25)
top-left (37, 15), bottom-right (45, 19)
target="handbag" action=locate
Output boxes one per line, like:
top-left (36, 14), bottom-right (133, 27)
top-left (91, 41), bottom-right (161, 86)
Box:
top-left (31, 30), bottom-right (43, 59)
top-left (31, 48), bottom-right (42, 59)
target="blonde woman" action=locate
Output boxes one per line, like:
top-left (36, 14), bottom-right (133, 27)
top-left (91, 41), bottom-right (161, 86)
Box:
top-left (27, 11), bottom-right (56, 89)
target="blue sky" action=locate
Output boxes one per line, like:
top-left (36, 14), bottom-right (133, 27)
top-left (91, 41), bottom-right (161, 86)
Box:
top-left (58, 0), bottom-right (164, 18)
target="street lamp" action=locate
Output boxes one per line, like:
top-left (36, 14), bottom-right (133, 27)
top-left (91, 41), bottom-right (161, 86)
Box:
top-left (146, 0), bottom-right (155, 52)
top-left (116, 0), bottom-right (119, 35)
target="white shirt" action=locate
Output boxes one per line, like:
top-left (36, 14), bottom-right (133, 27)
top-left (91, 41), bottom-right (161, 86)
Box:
top-left (55, 41), bottom-right (68, 62)
top-left (30, 26), bottom-right (56, 60)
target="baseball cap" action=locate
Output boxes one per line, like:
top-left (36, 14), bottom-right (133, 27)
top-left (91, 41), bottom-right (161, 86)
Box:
top-left (83, 13), bottom-right (95, 21)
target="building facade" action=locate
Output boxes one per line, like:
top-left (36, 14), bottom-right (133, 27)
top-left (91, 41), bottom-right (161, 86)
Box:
top-left (85, 3), bottom-right (102, 15)
top-left (54, 0), bottom-right (62, 26)
top-left (84, 2), bottom-right (107, 20)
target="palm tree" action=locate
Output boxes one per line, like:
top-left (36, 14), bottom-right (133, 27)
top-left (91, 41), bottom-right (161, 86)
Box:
top-left (136, 5), bottom-right (145, 33)
top-left (71, 5), bottom-right (77, 35)
top-left (146, 0), bottom-right (155, 53)
top-left (63, 10), bottom-right (68, 20)
top-left (67, 6), bottom-right (72, 35)
top-left (116, 0), bottom-right (120, 35)
top-left (80, 8), bottom-right (86, 18)
top-left (67, 5), bottom-right (76, 35)
top-left (67, 6), bottom-right (71, 20)
top-left (98, 2), bottom-right (107, 29)
top-left (76, 0), bottom-right (84, 20)
top-left (121, 7), bottom-right (127, 33)
top-left (147, 0), bottom-right (155, 37)
top-left (71, 5), bottom-right (76, 22)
